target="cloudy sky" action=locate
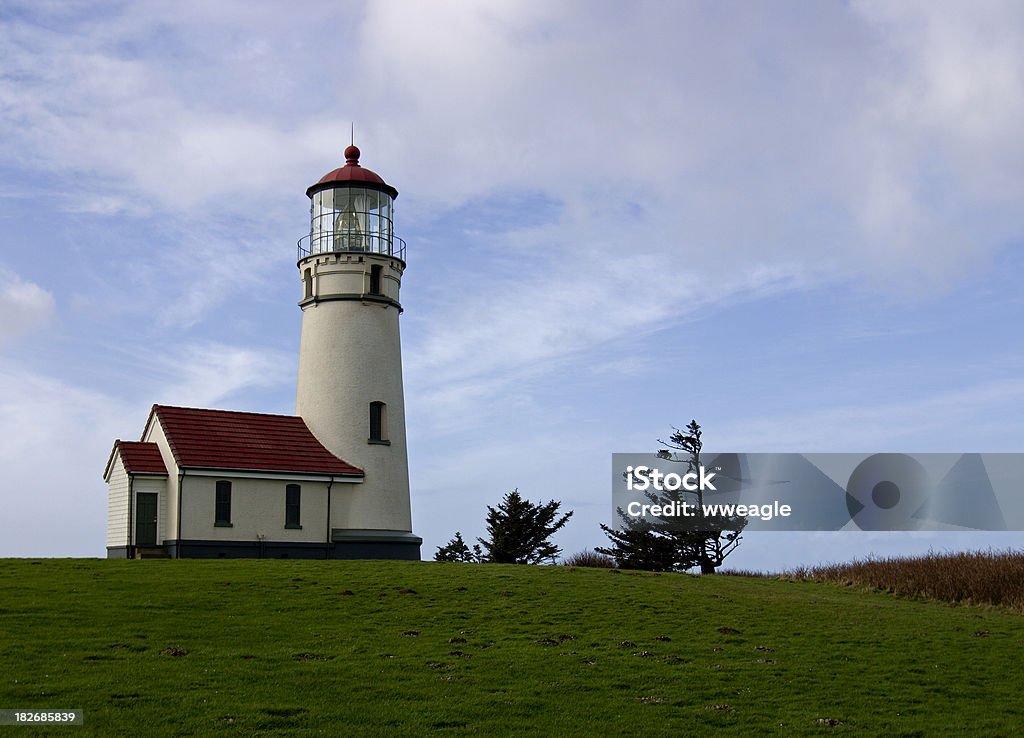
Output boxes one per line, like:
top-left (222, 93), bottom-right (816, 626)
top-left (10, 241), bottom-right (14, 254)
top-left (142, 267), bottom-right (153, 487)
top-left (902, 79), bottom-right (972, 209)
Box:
top-left (1, 0), bottom-right (1023, 568)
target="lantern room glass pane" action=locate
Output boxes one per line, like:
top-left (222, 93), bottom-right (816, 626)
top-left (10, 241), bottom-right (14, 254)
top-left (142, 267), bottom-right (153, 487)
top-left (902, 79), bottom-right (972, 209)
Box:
top-left (308, 186), bottom-right (396, 256)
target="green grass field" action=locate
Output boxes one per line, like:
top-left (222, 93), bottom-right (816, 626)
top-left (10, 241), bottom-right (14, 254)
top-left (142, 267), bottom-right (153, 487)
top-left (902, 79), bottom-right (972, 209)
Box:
top-left (1, 559), bottom-right (1021, 736)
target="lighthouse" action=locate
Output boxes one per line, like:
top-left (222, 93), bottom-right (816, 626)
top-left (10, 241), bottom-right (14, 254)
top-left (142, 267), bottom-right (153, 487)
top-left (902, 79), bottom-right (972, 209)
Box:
top-left (103, 145), bottom-right (420, 560)
top-left (294, 145), bottom-right (420, 556)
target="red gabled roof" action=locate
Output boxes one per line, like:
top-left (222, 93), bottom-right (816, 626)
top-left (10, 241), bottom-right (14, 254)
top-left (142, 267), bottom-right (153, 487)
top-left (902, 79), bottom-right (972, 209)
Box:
top-left (103, 440), bottom-right (168, 480)
top-left (145, 405), bottom-right (363, 477)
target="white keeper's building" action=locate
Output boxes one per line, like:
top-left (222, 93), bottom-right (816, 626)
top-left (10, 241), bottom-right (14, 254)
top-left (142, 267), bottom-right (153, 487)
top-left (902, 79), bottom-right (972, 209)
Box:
top-left (103, 146), bottom-right (421, 560)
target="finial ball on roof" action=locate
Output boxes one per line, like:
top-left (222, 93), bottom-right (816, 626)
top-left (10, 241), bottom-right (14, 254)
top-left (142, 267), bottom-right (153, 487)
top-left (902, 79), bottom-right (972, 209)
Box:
top-left (344, 145), bottom-right (361, 164)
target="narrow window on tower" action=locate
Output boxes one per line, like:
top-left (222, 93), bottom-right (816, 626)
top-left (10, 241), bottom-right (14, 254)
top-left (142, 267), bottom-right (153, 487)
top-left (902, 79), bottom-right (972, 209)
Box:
top-left (215, 480), bottom-right (232, 527)
top-left (303, 268), bottom-right (313, 300)
top-left (369, 264), bottom-right (382, 295)
top-left (369, 401), bottom-right (389, 444)
top-left (285, 484), bottom-right (301, 529)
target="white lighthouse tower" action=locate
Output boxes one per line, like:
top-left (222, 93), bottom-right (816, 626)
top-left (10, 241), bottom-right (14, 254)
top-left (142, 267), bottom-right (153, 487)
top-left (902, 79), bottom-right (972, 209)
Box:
top-left (295, 145), bottom-right (421, 559)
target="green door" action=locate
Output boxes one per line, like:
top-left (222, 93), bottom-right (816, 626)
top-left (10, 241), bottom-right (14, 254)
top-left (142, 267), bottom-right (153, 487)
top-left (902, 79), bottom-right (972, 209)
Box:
top-left (135, 493), bottom-right (158, 547)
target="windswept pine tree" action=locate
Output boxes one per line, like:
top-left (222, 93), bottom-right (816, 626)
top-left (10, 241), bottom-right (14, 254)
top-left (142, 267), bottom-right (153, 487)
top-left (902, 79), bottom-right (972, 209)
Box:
top-left (599, 420), bottom-right (746, 573)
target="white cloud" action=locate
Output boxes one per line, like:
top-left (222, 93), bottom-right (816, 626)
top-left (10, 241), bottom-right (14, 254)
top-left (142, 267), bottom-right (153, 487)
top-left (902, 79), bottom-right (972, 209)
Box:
top-left (716, 378), bottom-right (1024, 452)
top-left (0, 3), bottom-right (358, 211)
top-left (836, 1), bottom-right (1024, 286)
top-left (0, 363), bottom-right (131, 556)
top-left (145, 342), bottom-right (293, 410)
top-left (1, 1), bottom-right (1019, 341)
top-left (3, 1), bottom-right (1020, 285)
top-left (405, 245), bottom-right (815, 435)
top-left (0, 268), bottom-right (56, 347)
top-left (356, 1), bottom-right (1023, 289)
top-left (0, 338), bottom-right (293, 556)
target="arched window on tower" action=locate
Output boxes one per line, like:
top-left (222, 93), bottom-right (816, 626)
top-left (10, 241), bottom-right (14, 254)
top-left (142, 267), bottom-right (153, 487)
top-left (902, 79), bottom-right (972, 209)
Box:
top-left (369, 401), bottom-right (389, 444)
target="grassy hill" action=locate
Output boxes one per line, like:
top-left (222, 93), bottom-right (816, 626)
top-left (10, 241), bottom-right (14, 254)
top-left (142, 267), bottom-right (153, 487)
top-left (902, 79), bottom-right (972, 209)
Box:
top-left (1, 559), bottom-right (1022, 736)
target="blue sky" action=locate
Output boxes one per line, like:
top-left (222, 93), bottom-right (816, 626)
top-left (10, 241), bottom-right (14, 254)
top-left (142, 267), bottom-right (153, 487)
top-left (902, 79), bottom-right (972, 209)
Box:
top-left (1, 1), bottom-right (1023, 567)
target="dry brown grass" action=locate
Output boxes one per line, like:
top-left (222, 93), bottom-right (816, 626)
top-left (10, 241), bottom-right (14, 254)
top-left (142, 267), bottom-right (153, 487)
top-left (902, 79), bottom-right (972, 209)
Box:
top-left (778, 549), bottom-right (1024, 612)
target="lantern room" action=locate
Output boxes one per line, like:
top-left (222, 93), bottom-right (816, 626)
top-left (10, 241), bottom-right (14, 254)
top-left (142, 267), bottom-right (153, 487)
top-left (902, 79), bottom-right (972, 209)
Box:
top-left (298, 145), bottom-right (405, 261)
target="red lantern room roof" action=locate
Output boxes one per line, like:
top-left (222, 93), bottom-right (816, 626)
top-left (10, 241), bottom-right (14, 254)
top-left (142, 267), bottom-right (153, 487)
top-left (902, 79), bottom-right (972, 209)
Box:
top-left (306, 145), bottom-right (399, 200)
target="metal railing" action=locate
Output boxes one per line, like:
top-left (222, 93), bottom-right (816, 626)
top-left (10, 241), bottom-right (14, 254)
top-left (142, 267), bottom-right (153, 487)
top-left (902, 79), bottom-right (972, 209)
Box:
top-left (297, 231), bottom-right (407, 262)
